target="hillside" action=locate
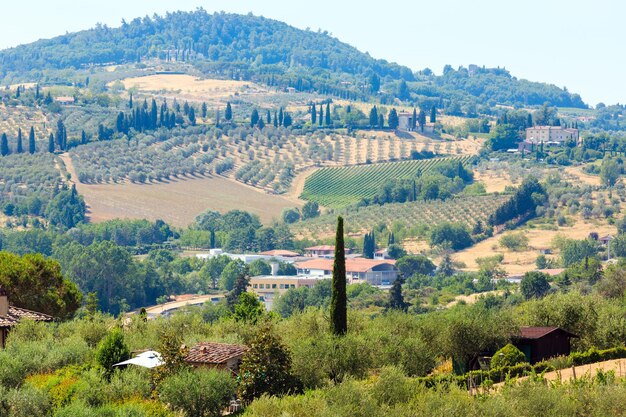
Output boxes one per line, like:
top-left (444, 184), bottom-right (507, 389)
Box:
top-left (0, 10), bottom-right (585, 109)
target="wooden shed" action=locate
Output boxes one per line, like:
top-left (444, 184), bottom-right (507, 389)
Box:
top-left (513, 327), bottom-right (578, 364)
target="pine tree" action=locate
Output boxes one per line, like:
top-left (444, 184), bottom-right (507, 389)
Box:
top-left (386, 279), bottom-right (408, 311)
top-left (251, 109), bottom-right (259, 127)
top-left (311, 104), bottom-right (317, 124)
top-left (430, 105), bottom-right (437, 123)
top-left (48, 133), bottom-right (55, 153)
top-left (388, 109), bottom-right (399, 130)
top-left (201, 102), bottom-right (207, 118)
top-left (16, 129), bottom-right (23, 153)
top-left (0, 133), bottom-right (9, 156)
top-left (369, 106), bottom-right (378, 127)
top-left (325, 103), bottom-right (331, 126)
top-left (225, 102), bottom-right (233, 121)
top-left (28, 127), bottom-right (36, 154)
top-left (330, 216), bottom-right (347, 336)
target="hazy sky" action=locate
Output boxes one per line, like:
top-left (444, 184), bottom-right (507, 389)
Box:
top-left (0, 0), bottom-right (622, 106)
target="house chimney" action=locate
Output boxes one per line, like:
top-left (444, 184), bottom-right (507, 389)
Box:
top-left (270, 263), bottom-right (279, 276)
top-left (0, 287), bottom-right (8, 317)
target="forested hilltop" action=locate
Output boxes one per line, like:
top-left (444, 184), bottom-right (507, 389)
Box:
top-left (0, 10), bottom-right (585, 108)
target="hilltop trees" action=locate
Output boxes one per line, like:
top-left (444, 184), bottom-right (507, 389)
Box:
top-left (330, 216), bottom-right (347, 336)
top-left (388, 109), bottom-right (399, 130)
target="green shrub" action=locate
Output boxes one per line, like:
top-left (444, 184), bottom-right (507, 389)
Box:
top-left (95, 329), bottom-right (130, 379)
top-left (491, 344), bottom-right (527, 368)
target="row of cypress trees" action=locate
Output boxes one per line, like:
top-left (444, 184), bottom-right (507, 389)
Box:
top-left (0, 127), bottom-right (38, 156)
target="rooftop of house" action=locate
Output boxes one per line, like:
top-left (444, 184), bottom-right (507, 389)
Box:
top-left (295, 258), bottom-right (396, 273)
top-left (259, 250), bottom-right (300, 257)
top-left (537, 268), bottom-right (565, 277)
top-left (0, 306), bottom-right (54, 328)
top-left (304, 245), bottom-right (336, 251)
top-left (185, 342), bottom-right (248, 364)
top-left (517, 326), bottom-right (579, 340)
top-left (526, 126), bottom-right (578, 132)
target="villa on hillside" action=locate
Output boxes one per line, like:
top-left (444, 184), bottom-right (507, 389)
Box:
top-left (295, 258), bottom-right (398, 285)
top-left (526, 126), bottom-right (579, 145)
top-left (0, 288), bottom-right (54, 348)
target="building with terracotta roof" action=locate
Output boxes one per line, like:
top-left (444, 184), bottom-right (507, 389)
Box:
top-left (259, 250), bottom-right (300, 257)
top-left (295, 258), bottom-right (398, 285)
top-left (303, 245), bottom-right (352, 258)
top-left (185, 342), bottom-right (248, 374)
top-left (0, 288), bottom-right (54, 347)
top-left (513, 327), bottom-right (578, 364)
top-left (526, 126), bottom-right (579, 145)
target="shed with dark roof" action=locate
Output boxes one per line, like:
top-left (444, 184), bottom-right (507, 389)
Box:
top-left (513, 327), bottom-right (578, 364)
top-left (184, 342), bottom-right (248, 374)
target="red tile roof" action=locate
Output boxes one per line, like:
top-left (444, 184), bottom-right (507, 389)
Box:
top-left (518, 326), bottom-right (578, 340)
top-left (0, 306), bottom-right (54, 328)
top-left (185, 342), bottom-right (248, 364)
top-left (295, 258), bottom-right (396, 273)
top-left (259, 250), bottom-right (300, 257)
top-left (304, 245), bottom-right (336, 251)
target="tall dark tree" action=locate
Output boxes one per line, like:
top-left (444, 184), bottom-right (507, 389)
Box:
top-left (318, 105), bottom-right (323, 126)
top-left (388, 232), bottom-right (395, 245)
top-left (397, 80), bottom-right (410, 101)
top-left (273, 111), bottom-right (278, 127)
top-left (128, 93), bottom-right (133, 108)
top-left (369, 106), bottom-right (379, 127)
top-left (0, 133), bottom-right (9, 156)
top-left (278, 108), bottom-right (284, 126)
top-left (56, 119), bottom-right (67, 151)
top-left (363, 231), bottom-right (376, 259)
top-left (48, 133), bottom-right (55, 153)
top-left (81, 130), bottom-right (87, 145)
top-left (188, 107), bottom-right (196, 126)
top-left (527, 113), bottom-right (533, 127)
top-left (250, 109), bottom-right (259, 127)
top-left (16, 128), bottom-right (23, 154)
top-left (386, 278), bottom-right (408, 312)
top-left (283, 113), bottom-right (292, 128)
top-left (411, 108), bottom-right (417, 130)
top-left (266, 110), bottom-right (271, 124)
top-left (418, 109), bottom-right (427, 132)
top-left (325, 103), bottom-right (331, 126)
top-left (201, 102), bottom-right (207, 118)
top-left (225, 102), bottom-right (233, 121)
top-left (35, 84), bottom-right (40, 100)
top-left (311, 104), bottom-right (317, 125)
top-left (430, 105), bottom-right (437, 123)
top-left (226, 267), bottom-right (250, 311)
top-left (378, 114), bottom-right (384, 128)
top-left (330, 217), bottom-right (347, 336)
top-left (370, 73), bottom-right (381, 93)
top-left (28, 127), bottom-right (36, 154)
top-left (388, 109), bottom-right (399, 130)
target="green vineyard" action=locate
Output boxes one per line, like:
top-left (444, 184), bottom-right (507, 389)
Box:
top-left (300, 156), bottom-right (473, 208)
top-left (292, 194), bottom-right (508, 238)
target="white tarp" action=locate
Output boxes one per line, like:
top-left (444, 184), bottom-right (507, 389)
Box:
top-left (113, 350), bottom-right (163, 368)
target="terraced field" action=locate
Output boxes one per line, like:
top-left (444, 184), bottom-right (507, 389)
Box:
top-left (300, 156), bottom-right (473, 208)
top-left (292, 194), bottom-right (508, 239)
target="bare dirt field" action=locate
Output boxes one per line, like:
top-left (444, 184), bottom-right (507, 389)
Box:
top-left (60, 154), bottom-right (298, 227)
top-left (473, 170), bottom-right (513, 193)
top-left (563, 165), bottom-right (601, 186)
top-left (117, 74), bottom-right (269, 104)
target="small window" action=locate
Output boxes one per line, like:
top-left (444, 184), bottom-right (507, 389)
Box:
top-left (259, 284), bottom-right (264, 289)
top-left (290, 284), bottom-right (296, 288)
top-left (279, 284), bottom-right (285, 289)
top-left (272, 284), bottom-right (277, 289)
top-left (253, 284), bottom-right (258, 289)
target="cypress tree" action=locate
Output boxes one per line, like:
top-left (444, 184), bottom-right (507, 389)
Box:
top-left (388, 109), bottom-right (399, 130)
top-left (388, 232), bottom-right (395, 245)
top-left (412, 108), bottom-right (417, 130)
top-left (369, 106), bottom-right (378, 127)
top-left (318, 105), bottom-right (323, 126)
top-left (325, 103), bottom-right (331, 126)
top-left (0, 133), bottom-right (8, 156)
top-left (273, 111), bottom-right (278, 127)
top-left (151, 99), bottom-right (158, 129)
top-left (129, 93), bottom-right (133, 108)
top-left (386, 278), bottom-right (408, 312)
top-left (250, 109), bottom-right (259, 127)
top-left (430, 105), bottom-right (437, 123)
top-left (188, 107), bottom-right (196, 126)
top-left (48, 133), bottom-right (55, 153)
top-left (266, 110), bottom-right (271, 124)
top-left (225, 102), bottom-right (233, 121)
top-left (378, 114), bottom-right (384, 128)
top-left (201, 102), bottom-right (207, 118)
top-left (16, 129), bottom-right (23, 153)
top-left (278, 108), bottom-right (284, 126)
top-left (81, 130), bottom-right (87, 145)
top-left (35, 84), bottom-right (40, 100)
top-left (330, 216), bottom-right (347, 336)
top-left (418, 110), bottom-right (426, 132)
top-left (215, 108), bottom-right (221, 126)
top-left (311, 104), bottom-right (317, 125)
top-left (28, 127), bottom-right (36, 154)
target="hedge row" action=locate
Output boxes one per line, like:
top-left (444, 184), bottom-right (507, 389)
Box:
top-left (417, 346), bottom-right (626, 388)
